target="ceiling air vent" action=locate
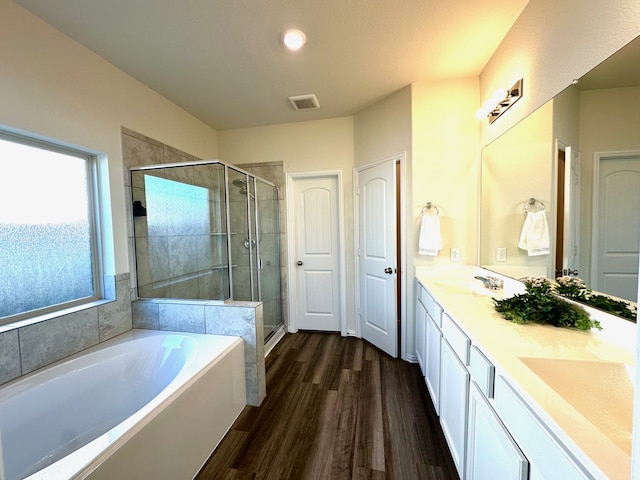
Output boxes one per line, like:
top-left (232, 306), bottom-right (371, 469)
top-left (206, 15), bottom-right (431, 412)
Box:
top-left (288, 94), bottom-right (320, 111)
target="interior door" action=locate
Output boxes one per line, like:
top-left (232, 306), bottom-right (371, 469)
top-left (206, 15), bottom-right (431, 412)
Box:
top-left (595, 154), bottom-right (640, 302)
top-left (292, 175), bottom-right (341, 331)
top-left (567, 148), bottom-right (580, 274)
top-left (358, 160), bottom-right (397, 358)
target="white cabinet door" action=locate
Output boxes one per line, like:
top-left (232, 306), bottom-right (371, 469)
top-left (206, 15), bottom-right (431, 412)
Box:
top-left (466, 382), bottom-right (528, 480)
top-left (440, 339), bottom-right (470, 478)
top-left (415, 295), bottom-right (427, 376)
top-left (494, 376), bottom-right (591, 480)
top-left (425, 312), bottom-right (441, 415)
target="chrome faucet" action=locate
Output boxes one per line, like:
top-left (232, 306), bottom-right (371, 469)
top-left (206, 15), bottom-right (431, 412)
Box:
top-left (474, 275), bottom-right (504, 290)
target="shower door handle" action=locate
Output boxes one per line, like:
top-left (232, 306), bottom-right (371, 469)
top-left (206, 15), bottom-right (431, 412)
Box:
top-left (297, 260), bottom-right (303, 266)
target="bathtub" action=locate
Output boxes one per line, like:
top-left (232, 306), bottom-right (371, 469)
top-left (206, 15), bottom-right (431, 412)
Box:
top-left (0, 329), bottom-right (245, 480)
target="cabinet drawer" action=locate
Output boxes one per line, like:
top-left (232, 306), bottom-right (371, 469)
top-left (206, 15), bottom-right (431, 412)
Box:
top-left (469, 346), bottom-right (495, 398)
top-left (419, 284), bottom-right (433, 312)
top-left (494, 376), bottom-right (591, 480)
top-left (441, 313), bottom-right (470, 365)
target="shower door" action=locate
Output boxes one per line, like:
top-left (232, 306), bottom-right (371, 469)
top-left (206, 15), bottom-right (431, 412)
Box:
top-left (226, 166), bottom-right (282, 338)
top-left (256, 179), bottom-right (282, 339)
top-left (227, 167), bottom-right (258, 301)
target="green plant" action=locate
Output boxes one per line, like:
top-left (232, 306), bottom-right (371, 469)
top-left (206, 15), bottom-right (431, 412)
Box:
top-left (492, 277), bottom-right (602, 331)
top-left (554, 276), bottom-right (637, 322)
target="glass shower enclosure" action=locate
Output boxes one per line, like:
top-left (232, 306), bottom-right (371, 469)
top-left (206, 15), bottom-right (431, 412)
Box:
top-left (130, 160), bottom-right (283, 341)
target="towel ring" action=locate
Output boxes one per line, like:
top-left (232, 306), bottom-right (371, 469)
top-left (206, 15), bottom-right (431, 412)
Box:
top-left (523, 197), bottom-right (545, 213)
top-left (422, 202), bottom-right (439, 215)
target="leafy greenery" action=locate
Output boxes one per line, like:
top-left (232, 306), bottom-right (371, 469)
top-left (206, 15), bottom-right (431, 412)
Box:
top-left (554, 276), bottom-right (637, 322)
top-left (492, 277), bottom-right (602, 331)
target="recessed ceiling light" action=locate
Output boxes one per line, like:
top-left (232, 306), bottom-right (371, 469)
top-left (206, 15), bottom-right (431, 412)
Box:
top-left (282, 29), bottom-right (307, 51)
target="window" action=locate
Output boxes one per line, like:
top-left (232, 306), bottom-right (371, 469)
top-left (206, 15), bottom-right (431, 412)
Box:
top-left (0, 131), bottom-right (102, 323)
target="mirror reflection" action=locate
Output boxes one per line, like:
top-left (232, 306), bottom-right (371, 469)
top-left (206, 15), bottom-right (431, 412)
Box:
top-left (480, 35), bottom-right (640, 306)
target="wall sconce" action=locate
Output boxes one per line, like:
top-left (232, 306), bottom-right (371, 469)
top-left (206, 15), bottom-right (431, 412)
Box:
top-left (476, 79), bottom-right (523, 123)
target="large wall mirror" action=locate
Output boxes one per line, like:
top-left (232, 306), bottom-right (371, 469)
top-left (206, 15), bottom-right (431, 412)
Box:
top-left (480, 35), bottom-right (640, 308)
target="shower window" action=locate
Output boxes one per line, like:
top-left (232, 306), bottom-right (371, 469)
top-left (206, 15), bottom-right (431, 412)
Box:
top-left (131, 163), bottom-right (230, 300)
top-left (0, 131), bottom-right (102, 323)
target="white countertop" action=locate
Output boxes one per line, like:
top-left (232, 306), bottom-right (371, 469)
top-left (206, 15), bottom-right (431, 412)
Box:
top-left (416, 266), bottom-right (636, 480)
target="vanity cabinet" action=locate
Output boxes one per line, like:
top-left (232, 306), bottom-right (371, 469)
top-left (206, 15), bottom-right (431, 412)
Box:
top-left (414, 278), bottom-right (603, 480)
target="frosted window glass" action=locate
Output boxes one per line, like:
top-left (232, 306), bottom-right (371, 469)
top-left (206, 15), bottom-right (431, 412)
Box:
top-left (0, 137), bottom-right (96, 320)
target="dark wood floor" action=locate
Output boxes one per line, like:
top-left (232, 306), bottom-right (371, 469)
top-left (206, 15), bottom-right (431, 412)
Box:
top-left (196, 332), bottom-right (458, 480)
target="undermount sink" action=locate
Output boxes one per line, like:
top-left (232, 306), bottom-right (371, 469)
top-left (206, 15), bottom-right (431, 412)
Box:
top-left (519, 356), bottom-right (634, 453)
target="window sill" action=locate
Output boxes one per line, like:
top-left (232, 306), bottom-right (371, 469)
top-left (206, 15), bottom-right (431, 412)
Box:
top-left (0, 298), bottom-right (113, 335)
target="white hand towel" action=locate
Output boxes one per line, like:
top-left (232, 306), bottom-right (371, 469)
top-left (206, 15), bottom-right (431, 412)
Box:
top-left (418, 214), bottom-right (442, 256)
top-left (518, 210), bottom-right (550, 256)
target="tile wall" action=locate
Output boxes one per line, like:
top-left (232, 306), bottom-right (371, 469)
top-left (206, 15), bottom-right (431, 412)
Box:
top-left (132, 299), bottom-right (266, 406)
top-left (0, 273), bottom-right (132, 386)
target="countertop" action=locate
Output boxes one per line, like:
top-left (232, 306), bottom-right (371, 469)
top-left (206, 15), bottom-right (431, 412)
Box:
top-left (416, 266), bottom-right (636, 480)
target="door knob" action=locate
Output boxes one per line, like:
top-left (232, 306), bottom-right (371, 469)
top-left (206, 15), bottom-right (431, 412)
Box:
top-left (384, 267), bottom-right (393, 274)
top-left (297, 260), bottom-right (303, 266)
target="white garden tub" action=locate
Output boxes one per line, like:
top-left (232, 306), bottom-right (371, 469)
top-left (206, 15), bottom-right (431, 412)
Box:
top-left (0, 329), bottom-right (245, 480)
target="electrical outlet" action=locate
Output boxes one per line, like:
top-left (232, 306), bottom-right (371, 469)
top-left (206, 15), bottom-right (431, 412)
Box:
top-left (496, 247), bottom-right (507, 262)
top-left (450, 247), bottom-right (460, 262)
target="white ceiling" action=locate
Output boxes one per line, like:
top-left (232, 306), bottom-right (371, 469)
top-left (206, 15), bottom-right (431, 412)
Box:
top-left (15, 0), bottom-right (530, 131)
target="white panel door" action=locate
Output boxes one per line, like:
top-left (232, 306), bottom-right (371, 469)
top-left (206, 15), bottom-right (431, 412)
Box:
top-left (358, 160), bottom-right (397, 357)
top-left (292, 176), bottom-right (341, 331)
top-left (595, 154), bottom-right (640, 302)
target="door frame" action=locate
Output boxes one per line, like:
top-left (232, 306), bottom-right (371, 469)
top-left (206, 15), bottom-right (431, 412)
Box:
top-left (286, 170), bottom-right (347, 336)
top-left (554, 140), bottom-right (579, 277)
top-left (354, 153), bottom-right (408, 360)
top-left (591, 148), bottom-right (640, 290)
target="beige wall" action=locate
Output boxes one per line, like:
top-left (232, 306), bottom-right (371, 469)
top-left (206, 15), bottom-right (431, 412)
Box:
top-left (480, 0), bottom-right (640, 146)
top-left (353, 86), bottom-right (412, 167)
top-left (218, 117), bottom-right (357, 332)
top-left (412, 78), bottom-right (480, 267)
top-left (0, 1), bottom-right (219, 275)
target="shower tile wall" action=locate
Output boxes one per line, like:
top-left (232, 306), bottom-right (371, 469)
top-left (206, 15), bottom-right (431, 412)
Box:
top-left (122, 129), bottom-right (287, 339)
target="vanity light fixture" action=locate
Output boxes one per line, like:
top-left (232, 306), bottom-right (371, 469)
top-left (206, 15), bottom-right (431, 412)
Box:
top-left (476, 79), bottom-right (523, 123)
top-left (282, 28), bottom-right (307, 51)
